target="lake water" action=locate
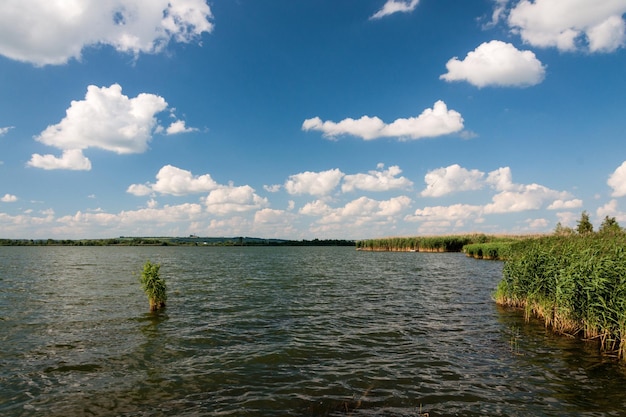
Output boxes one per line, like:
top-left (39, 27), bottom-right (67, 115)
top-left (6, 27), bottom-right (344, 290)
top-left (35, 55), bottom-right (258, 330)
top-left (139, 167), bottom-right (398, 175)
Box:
top-left (1, 246), bottom-right (625, 416)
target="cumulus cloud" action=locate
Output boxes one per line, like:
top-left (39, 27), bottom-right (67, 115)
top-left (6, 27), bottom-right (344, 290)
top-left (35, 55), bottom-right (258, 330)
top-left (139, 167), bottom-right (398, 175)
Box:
top-left (1, 194), bottom-right (18, 203)
top-left (27, 149), bottom-right (92, 171)
top-left (302, 196), bottom-right (412, 228)
top-left (484, 183), bottom-right (571, 213)
top-left (30, 84), bottom-right (194, 170)
top-left (547, 199), bottom-right (584, 210)
top-left (421, 164), bottom-right (485, 197)
top-left (508, 0), bottom-right (626, 52)
top-left (204, 185), bottom-right (269, 215)
top-left (36, 84), bottom-right (167, 154)
top-left (165, 120), bottom-right (197, 135)
top-left (412, 164), bottom-right (576, 222)
top-left (0, 0), bottom-right (214, 66)
top-left (303, 101), bottom-right (464, 141)
top-left (406, 203), bottom-right (483, 222)
top-left (284, 169), bottom-right (345, 196)
top-left (127, 165), bottom-right (218, 196)
top-left (440, 40), bottom-right (546, 87)
top-left (371, 0), bottom-right (420, 20)
top-left (342, 164), bottom-right (413, 193)
top-left (608, 161), bottom-right (626, 197)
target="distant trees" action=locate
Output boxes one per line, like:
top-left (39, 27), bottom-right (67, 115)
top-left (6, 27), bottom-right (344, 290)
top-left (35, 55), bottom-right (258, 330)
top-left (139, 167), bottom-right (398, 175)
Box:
top-left (576, 211), bottom-right (594, 235)
top-left (555, 211), bottom-right (623, 236)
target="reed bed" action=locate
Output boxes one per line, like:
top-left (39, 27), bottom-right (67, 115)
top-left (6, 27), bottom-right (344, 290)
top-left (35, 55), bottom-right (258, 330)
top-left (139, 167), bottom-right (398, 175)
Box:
top-left (462, 241), bottom-right (516, 260)
top-left (356, 234), bottom-right (485, 252)
top-left (495, 234), bottom-right (626, 359)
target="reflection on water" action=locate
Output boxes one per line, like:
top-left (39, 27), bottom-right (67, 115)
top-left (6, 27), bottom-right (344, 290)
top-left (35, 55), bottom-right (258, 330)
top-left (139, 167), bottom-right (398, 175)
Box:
top-left (1, 246), bottom-right (626, 416)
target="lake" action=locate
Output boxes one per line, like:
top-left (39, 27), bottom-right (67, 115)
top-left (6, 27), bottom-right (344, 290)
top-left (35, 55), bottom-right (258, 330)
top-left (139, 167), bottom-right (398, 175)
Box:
top-left (1, 246), bottom-right (625, 416)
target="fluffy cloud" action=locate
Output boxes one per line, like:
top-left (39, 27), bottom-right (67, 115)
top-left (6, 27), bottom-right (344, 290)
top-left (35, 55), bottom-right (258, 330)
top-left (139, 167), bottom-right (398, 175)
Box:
top-left (412, 164), bottom-right (575, 221)
top-left (0, 0), bottom-right (214, 66)
top-left (421, 164), bottom-right (485, 197)
top-left (342, 164), bottom-right (413, 193)
top-left (608, 161), bottom-right (626, 197)
top-left (1, 194), bottom-right (18, 203)
top-left (284, 169), bottom-right (345, 196)
top-left (165, 120), bottom-right (198, 135)
top-left (27, 149), bottom-right (92, 171)
top-left (127, 165), bottom-right (218, 196)
top-left (440, 40), bottom-right (546, 87)
top-left (302, 101), bottom-right (464, 140)
top-left (204, 185), bottom-right (269, 215)
top-left (547, 199), bottom-right (584, 210)
top-left (484, 183), bottom-right (571, 213)
top-left (36, 84), bottom-right (167, 154)
top-left (30, 84), bottom-right (194, 170)
top-left (508, 0), bottom-right (626, 52)
top-left (407, 203), bottom-right (483, 221)
top-left (371, 0), bottom-right (420, 20)
top-left (302, 196), bottom-right (412, 227)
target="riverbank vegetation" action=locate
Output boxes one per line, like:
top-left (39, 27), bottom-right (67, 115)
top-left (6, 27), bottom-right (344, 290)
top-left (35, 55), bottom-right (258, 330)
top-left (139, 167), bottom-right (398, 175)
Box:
top-left (494, 214), bottom-right (626, 359)
top-left (356, 234), bottom-right (530, 255)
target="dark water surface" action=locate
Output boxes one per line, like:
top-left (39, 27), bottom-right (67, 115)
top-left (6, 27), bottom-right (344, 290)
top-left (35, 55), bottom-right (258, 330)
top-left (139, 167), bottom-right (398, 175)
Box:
top-left (1, 246), bottom-right (625, 416)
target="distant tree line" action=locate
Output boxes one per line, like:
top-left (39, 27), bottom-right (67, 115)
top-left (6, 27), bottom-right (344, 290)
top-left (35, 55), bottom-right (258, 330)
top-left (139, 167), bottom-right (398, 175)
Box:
top-left (0, 237), bottom-right (356, 247)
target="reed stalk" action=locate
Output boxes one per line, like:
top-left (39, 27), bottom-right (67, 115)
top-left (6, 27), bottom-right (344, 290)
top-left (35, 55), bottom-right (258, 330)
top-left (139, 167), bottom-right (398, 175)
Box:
top-left (139, 260), bottom-right (167, 311)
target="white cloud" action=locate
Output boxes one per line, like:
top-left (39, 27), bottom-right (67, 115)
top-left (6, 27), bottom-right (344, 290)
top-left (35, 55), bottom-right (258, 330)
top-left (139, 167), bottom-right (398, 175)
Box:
top-left (508, 0), bottom-right (626, 52)
top-left (302, 101), bottom-right (464, 141)
top-left (440, 40), bottom-right (546, 88)
top-left (284, 169), bottom-right (344, 197)
top-left (263, 184), bottom-right (282, 193)
top-left (165, 120), bottom-right (197, 135)
top-left (371, 0), bottom-right (420, 20)
top-left (204, 185), bottom-right (269, 215)
top-left (308, 196), bottom-right (412, 227)
top-left (0, 0), bottom-right (214, 66)
top-left (484, 183), bottom-right (571, 214)
top-left (35, 84), bottom-right (167, 156)
top-left (406, 203), bottom-right (484, 222)
top-left (608, 161), bottom-right (626, 197)
top-left (596, 199), bottom-right (626, 223)
top-left (27, 149), bottom-right (92, 171)
top-left (1, 194), bottom-right (18, 203)
top-left (127, 184), bottom-right (153, 197)
top-left (525, 218), bottom-right (549, 230)
top-left (342, 165), bottom-right (413, 193)
top-left (127, 165), bottom-right (218, 196)
top-left (547, 199), bottom-right (583, 210)
top-left (421, 164), bottom-right (485, 197)
top-left (0, 126), bottom-right (14, 136)
top-left (411, 164), bottom-right (576, 222)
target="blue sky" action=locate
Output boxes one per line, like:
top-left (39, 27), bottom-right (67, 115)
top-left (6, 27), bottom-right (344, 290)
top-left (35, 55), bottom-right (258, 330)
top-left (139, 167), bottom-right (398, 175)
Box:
top-left (1, 0), bottom-right (626, 240)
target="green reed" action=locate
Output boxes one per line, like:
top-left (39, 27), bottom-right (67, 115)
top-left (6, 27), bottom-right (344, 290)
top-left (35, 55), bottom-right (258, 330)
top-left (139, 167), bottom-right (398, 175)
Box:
top-left (495, 234), bottom-right (626, 359)
top-left (139, 260), bottom-right (167, 311)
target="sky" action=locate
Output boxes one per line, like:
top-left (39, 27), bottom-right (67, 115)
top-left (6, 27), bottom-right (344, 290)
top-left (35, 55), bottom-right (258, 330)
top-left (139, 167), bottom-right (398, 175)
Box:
top-left (1, 0), bottom-right (626, 240)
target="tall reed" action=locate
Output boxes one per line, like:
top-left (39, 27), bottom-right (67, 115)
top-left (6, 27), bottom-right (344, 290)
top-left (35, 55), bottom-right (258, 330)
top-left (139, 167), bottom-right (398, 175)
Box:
top-left (139, 260), bottom-right (167, 311)
top-left (495, 234), bottom-right (626, 359)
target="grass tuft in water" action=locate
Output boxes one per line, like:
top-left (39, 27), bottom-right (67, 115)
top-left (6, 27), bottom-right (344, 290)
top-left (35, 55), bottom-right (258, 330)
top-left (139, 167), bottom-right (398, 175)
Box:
top-left (139, 260), bottom-right (167, 311)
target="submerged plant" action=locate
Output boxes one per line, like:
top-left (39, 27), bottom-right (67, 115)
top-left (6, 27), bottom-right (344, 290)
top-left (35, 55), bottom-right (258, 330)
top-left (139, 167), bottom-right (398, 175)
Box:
top-left (139, 260), bottom-right (167, 311)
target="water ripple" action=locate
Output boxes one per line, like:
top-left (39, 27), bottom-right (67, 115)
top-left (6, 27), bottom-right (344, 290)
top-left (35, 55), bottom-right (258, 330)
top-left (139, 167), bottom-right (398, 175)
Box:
top-left (1, 246), bottom-right (626, 416)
